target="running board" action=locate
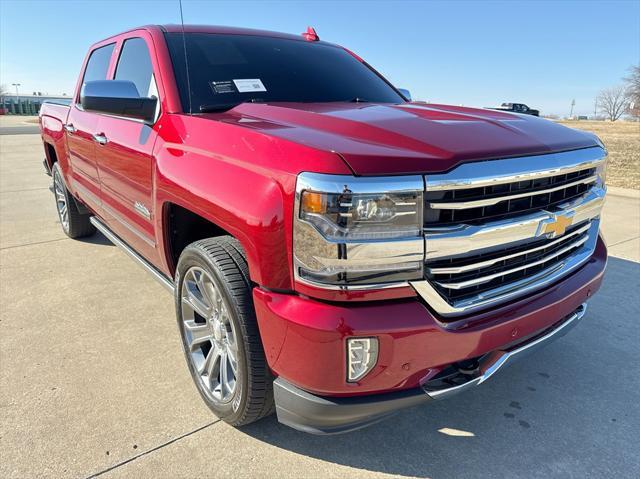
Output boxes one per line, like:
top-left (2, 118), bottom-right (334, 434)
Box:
top-left (90, 216), bottom-right (175, 293)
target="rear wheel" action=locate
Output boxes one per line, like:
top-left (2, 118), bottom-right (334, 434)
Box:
top-left (52, 163), bottom-right (95, 238)
top-left (175, 236), bottom-right (274, 426)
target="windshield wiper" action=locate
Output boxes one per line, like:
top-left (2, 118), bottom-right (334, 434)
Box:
top-left (199, 103), bottom-right (242, 113)
top-left (199, 98), bottom-right (265, 113)
top-left (348, 97), bottom-right (370, 103)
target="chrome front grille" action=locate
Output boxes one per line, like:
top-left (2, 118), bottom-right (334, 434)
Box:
top-left (426, 221), bottom-right (591, 304)
top-left (424, 167), bottom-right (596, 226)
top-left (411, 147), bottom-right (607, 317)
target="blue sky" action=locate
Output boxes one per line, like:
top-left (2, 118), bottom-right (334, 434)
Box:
top-left (1, 0), bottom-right (638, 116)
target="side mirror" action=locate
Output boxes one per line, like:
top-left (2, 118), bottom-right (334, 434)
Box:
top-left (398, 88), bottom-right (412, 101)
top-left (81, 80), bottom-right (157, 124)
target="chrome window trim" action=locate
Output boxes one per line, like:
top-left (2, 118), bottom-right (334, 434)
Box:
top-left (74, 101), bottom-right (160, 125)
top-left (425, 147), bottom-right (606, 192)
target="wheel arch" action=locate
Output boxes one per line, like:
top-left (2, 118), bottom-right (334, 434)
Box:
top-left (44, 142), bottom-right (58, 170)
top-left (159, 183), bottom-right (293, 291)
top-left (163, 201), bottom-right (233, 276)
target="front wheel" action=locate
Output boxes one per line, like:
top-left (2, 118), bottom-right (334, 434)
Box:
top-left (175, 236), bottom-right (274, 426)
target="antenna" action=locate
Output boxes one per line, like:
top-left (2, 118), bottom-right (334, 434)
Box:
top-left (179, 0), bottom-right (192, 114)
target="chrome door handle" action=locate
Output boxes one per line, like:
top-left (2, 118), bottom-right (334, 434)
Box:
top-left (64, 123), bottom-right (76, 133)
top-left (93, 133), bottom-right (108, 145)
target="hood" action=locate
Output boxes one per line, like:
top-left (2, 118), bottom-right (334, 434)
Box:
top-left (210, 102), bottom-right (599, 176)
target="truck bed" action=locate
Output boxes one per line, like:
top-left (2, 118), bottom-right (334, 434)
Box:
top-left (39, 102), bottom-right (71, 173)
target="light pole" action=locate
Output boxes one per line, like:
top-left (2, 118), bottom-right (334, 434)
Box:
top-left (12, 83), bottom-right (21, 102)
top-left (569, 99), bottom-right (575, 119)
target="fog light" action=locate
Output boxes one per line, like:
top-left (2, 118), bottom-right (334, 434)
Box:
top-left (347, 337), bottom-right (379, 382)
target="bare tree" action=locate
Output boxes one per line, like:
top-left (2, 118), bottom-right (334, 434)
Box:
top-left (597, 85), bottom-right (630, 121)
top-left (623, 65), bottom-right (640, 119)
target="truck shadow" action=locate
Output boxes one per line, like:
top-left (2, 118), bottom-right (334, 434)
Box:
top-left (79, 230), bottom-right (114, 247)
top-left (238, 256), bottom-right (640, 478)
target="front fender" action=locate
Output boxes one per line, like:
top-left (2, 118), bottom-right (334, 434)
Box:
top-left (152, 114), bottom-right (350, 290)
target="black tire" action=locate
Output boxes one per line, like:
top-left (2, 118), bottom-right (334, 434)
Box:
top-left (175, 236), bottom-right (274, 426)
top-left (52, 163), bottom-right (95, 239)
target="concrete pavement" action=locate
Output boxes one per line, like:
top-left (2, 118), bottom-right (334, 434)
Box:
top-left (0, 126), bottom-right (41, 135)
top-left (0, 115), bottom-right (40, 126)
top-left (600, 187), bottom-right (640, 262)
top-left (1, 134), bottom-right (639, 478)
top-left (0, 115), bottom-right (40, 135)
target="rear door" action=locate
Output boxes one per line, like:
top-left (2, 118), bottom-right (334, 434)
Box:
top-left (95, 34), bottom-right (160, 262)
top-left (66, 42), bottom-right (115, 211)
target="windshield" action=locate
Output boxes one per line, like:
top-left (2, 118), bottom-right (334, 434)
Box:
top-left (164, 33), bottom-right (404, 112)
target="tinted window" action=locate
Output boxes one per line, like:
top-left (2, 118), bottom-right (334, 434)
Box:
top-left (115, 38), bottom-right (154, 97)
top-left (82, 43), bottom-right (115, 86)
top-left (165, 33), bottom-right (403, 112)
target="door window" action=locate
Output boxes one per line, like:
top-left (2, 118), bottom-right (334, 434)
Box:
top-left (80, 43), bottom-right (115, 99)
top-left (115, 38), bottom-right (154, 97)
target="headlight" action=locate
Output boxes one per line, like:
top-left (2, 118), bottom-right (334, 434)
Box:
top-left (294, 173), bottom-right (424, 288)
top-left (300, 190), bottom-right (422, 240)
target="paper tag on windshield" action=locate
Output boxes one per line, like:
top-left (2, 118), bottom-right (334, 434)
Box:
top-left (233, 79), bottom-right (267, 93)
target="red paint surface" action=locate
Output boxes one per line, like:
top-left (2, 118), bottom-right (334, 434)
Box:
top-left (39, 25), bottom-right (607, 397)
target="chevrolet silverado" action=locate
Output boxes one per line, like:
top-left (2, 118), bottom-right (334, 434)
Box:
top-left (39, 25), bottom-right (607, 434)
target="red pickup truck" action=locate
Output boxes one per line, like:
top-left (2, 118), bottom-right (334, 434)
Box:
top-left (39, 25), bottom-right (608, 434)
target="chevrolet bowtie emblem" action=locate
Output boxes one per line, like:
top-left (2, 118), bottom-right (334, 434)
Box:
top-left (542, 214), bottom-right (573, 238)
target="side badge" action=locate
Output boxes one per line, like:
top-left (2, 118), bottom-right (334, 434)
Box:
top-left (134, 201), bottom-right (151, 220)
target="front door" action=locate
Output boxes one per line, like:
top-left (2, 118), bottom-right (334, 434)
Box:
top-left (95, 36), bottom-right (160, 263)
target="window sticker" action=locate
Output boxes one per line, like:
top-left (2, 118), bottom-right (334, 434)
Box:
top-left (233, 79), bottom-right (267, 93)
top-left (210, 81), bottom-right (237, 94)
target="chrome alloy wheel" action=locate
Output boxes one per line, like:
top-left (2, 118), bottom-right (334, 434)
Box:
top-left (180, 266), bottom-right (239, 404)
top-left (53, 170), bottom-right (69, 231)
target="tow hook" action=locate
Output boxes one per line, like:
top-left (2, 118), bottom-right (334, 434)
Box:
top-left (455, 359), bottom-right (480, 375)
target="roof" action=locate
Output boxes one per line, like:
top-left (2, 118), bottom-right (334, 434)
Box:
top-left (159, 24), bottom-right (312, 42)
top-left (90, 24), bottom-right (330, 55)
